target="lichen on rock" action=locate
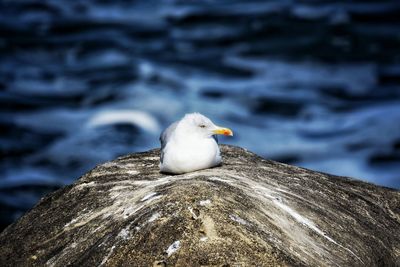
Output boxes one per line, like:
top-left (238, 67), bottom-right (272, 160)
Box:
top-left (0, 145), bottom-right (399, 266)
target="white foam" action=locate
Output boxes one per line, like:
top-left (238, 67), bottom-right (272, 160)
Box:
top-left (87, 110), bottom-right (160, 134)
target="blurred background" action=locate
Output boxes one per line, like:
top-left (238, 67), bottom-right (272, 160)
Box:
top-left (1, 0), bottom-right (400, 231)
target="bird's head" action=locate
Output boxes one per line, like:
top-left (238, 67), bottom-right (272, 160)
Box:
top-left (179, 113), bottom-right (233, 138)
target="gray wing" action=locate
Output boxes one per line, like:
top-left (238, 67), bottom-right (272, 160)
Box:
top-left (159, 121), bottom-right (178, 163)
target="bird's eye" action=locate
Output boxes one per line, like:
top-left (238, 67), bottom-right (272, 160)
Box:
top-left (199, 124), bottom-right (206, 128)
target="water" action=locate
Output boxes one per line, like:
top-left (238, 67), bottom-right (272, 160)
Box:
top-left (1, 0), bottom-right (400, 230)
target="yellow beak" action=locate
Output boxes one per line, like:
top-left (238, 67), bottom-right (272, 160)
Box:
top-left (213, 127), bottom-right (233, 136)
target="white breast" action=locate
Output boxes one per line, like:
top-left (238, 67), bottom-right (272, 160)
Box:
top-left (160, 136), bottom-right (221, 174)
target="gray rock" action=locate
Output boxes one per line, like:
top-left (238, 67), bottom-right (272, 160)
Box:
top-left (0, 145), bottom-right (399, 266)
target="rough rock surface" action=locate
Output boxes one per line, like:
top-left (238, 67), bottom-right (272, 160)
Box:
top-left (0, 145), bottom-right (399, 267)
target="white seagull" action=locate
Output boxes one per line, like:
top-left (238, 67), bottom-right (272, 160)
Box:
top-left (159, 113), bottom-right (233, 174)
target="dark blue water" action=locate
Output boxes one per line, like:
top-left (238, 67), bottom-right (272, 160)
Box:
top-left (1, 0), bottom-right (400, 230)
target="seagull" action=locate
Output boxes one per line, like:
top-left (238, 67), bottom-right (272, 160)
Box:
top-left (159, 113), bottom-right (233, 174)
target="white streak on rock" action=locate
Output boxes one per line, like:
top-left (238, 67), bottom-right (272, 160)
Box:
top-left (148, 212), bottom-right (160, 223)
top-left (122, 204), bottom-right (144, 219)
top-left (208, 176), bottom-right (233, 183)
top-left (252, 183), bottom-right (364, 264)
top-left (147, 195), bottom-right (162, 203)
top-left (126, 170), bottom-right (139, 175)
top-left (117, 227), bottom-right (130, 240)
top-left (272, 198), bottom-right (363, 263)
top-left (75, 182), bottom-right (96, 189)
top-left (64, 218), bottom-right (79, 228)
top-left (140, 193), bottom-right (163, 203)
top-left (99, 245), bottom-right (116, 266)
top-left (229, 214), bottom-right (247, 225)
top-left (109, 185), bottom-right (132, 192)
top-left (133, 179), bottom-right (171, 186)
top-left (199, 199), bottom-right (211, 206)
top-left (145, 156), bottom-right (159, 160)
top-left (166, 240), bottom-right (181, 257)
top-left (102, 162), bottom-right (118, 168)
top-left (188, 207), bottom-right (198, 219)
top-left (92, 225), bottom-right (104, 233)
top-left (141, 192), bottom-right (158, 202)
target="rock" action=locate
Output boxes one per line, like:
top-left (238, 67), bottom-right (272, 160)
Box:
top-left (0, 145), bottom-right (399, 267)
